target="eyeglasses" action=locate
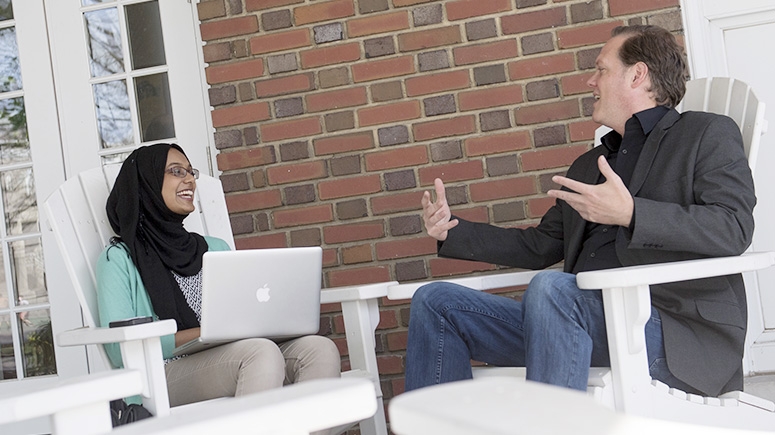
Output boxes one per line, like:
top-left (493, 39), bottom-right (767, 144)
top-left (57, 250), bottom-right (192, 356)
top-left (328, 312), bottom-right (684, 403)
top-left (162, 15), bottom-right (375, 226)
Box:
top-left (165, 166), bottom-right (200, 179)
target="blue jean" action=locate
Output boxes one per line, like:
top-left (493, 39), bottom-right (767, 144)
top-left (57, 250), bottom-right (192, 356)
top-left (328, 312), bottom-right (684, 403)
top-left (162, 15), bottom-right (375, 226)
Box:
top-left (405, 270), bottom-right (696, 392)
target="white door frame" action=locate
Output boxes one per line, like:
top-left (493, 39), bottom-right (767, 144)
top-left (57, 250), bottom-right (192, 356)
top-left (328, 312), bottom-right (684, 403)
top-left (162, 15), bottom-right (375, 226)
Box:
top-left (682, 0), bottom-right (775, 375)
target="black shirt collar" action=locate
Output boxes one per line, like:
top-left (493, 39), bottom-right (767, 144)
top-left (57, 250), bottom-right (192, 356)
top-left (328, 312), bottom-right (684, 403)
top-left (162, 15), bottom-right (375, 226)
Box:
top-left (601, 105), bottom-right (669, 153)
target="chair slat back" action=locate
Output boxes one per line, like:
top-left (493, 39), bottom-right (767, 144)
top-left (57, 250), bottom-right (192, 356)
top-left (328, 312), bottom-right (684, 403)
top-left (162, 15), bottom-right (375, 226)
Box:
top-left (677, 77), bottom-right (766, 175)
top-left (596, 77), bottom-right (766, 176)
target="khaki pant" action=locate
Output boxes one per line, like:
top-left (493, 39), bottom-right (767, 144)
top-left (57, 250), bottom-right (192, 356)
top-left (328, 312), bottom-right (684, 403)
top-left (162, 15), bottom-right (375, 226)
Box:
top-left (165, 335), bottom-right (341, 406)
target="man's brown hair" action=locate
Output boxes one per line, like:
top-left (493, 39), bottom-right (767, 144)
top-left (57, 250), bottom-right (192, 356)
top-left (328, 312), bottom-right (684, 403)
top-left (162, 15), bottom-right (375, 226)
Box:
top-left (612, 25), bottom-right (687, 108)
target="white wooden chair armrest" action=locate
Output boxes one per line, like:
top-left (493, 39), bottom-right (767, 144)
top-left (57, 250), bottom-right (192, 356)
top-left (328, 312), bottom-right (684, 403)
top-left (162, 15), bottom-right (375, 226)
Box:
top-left (57, 319), bottom-right (177, 418)
top-left (0, 370), bottom-right (143, 435)
top-left (320, 282), bottom-right (393, 304)
top-left (387, 270), bottom-right (548, 300)
top-left (56, 319), bottom-right (177, 347)
top-left (388, 377), bottom-right (761, 435)
top-left (111, 378), bottom-right (378, 435)
top-left (575, 252), bottom-right (775, 290)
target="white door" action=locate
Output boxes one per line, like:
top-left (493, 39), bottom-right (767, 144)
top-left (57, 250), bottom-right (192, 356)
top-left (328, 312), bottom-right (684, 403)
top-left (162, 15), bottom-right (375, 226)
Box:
top-left (683, 0), bottom-right (775, 374)
top-left (1, 1), bottom-right (214, 432)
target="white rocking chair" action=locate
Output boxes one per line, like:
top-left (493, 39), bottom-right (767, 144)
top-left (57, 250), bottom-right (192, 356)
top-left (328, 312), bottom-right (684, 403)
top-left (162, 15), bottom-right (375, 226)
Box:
top-left (386, 77), bottom-right (775, 430)
top-left (43, 165), bottom-right (392, 434)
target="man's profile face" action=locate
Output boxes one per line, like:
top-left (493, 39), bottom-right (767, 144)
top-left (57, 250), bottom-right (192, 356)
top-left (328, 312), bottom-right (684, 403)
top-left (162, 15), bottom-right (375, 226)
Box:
top-left (587, 35), bottom-right (634, 134)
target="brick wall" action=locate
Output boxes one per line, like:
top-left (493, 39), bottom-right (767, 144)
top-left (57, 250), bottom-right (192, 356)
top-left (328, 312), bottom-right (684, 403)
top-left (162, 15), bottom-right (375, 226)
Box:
top-left (197, 0), bottom-right (683, 426)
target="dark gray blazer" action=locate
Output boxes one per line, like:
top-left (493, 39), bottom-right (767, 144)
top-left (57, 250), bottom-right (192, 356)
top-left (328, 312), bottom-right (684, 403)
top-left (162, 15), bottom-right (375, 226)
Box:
top-left (439, 109), bottom-right (756, 396)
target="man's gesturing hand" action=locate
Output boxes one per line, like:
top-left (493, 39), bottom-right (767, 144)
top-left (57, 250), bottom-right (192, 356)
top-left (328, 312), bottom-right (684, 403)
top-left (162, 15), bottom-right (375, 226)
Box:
top-left (422, 178), bottom-right (459, 241)
top-left (547, 155), bottom-right (634, 227)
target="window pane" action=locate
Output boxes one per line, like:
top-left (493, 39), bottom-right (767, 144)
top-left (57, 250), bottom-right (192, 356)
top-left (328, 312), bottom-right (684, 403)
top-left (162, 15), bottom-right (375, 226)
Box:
top-left (93, 80), bottom-right (134, 148)
top-left (0, 313), bottom-right (15, 380)
top-left (0, 97), bottom-right (31, 165)
top-left (136, 73), bottom-right (174, 142)
top-left (0, 0), bottom-right (12, 22)
top-left (12, 238), bottom-right (46, 305)
top-left (0, 27), bottom-right (21, 92)
top-left (20, 308), bottom-right (55, 377)
top-left (0, 244), bottom-right (6, 310)
top-left (84, 7), bottom-right (124, 78)
top-left (1, 167), bottom-right (38, 235)
top-left (82, 0), bottom-right (112, 6)
top-left (126, 1), bottom-right (165, 70)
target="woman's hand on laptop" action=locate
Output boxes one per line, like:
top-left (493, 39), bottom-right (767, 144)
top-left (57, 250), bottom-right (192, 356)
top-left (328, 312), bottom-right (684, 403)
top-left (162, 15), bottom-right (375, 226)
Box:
top-left (175, 327), bottom-right (201, 347)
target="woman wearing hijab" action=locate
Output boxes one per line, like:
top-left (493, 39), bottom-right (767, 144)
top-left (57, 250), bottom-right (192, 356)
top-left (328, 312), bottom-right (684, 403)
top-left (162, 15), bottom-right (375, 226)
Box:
top-left (96, 143), bottom-right (340, 407)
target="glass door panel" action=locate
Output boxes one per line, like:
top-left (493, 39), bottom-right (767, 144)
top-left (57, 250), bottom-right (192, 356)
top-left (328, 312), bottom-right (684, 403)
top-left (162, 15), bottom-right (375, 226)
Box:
top-left (0, 0), bottom-right (55, 383)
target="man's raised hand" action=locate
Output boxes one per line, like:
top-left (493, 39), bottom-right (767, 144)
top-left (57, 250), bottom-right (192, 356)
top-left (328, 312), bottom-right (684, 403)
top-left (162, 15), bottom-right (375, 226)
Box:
top-left (421, 178), bottom-right (459, 241)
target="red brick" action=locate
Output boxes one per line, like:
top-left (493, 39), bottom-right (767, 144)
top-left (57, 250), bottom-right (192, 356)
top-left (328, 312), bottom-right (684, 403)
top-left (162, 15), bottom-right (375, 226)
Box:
top-left (273, 204), bottom-right (334, 228)
top-left (569, 120), bottom-right (599, 142)
top-left (348, 11), bottom-right (410, 38)
top-left (412, 115), bottom-right (476, 141)
top-left (455, 206), bottom-right (489, 223)
top-left (255, 73), bottom-right (315, 98)
top-left (376, 237), bottom-right (436, 260)
top-left (387, 330), bottom-right (408, 351)
top-left (405, 70), bottom-right (470, 97)
top-left (234, 232), bottom-right (288, 250)
top-left (365, 145), bottom-right (428, 171)
top-left (352, 56), bottom-right (415, 83)
top-left (465, 131), bottom-right (531, 157)
top-left (249, 29), bottom-right (311, 55)
top-left (358, 100), bottom-right (421, 127)
top-left (418, 160), bottom-right (483, 185)
top-left (200, 16), bottom-right (259, 41)
top-left (307, 87), bottom-right (368, 112)
top-left (514, 100), bottom-right (580, 125)
top-left (246, 0), bottom-right (303, 11)
top-left (469, 177), bottom-right (536, 202)
top-left (266, 161), bottom-right (327, 185)
top-left (393, 0), bottom-right (434, 6)
top-left (521, 144), bottom-right (588, 171)
top-left (561, 71), bottom-right (594, 95)
top-left (453, 39), bottom-right (518, 66)
top-left (459, 84), bottom-right (523, 112)
top-left (398, 26), bottom-right (461, 52)
top-left (371, 191), bottom-right (424, 215)
top-left (324, 220), bottom-right (385, 244)
top-left (319, 174), bottom-right (382, 200)
top-left (313, 132), bottom-right (375, 155)
top-left (609, 0), bottom-right (679, 16)
top-left (206, 59), bottom-right (264, 85)
top-left (294, 0), bottom-right (355, 26)
top-left (501, 7), bottom-right (567, 35)
top-left (376, 354), bottom-right (404, 375)
top-left (225, 189), bottom-right (282, 212)
top-left (327, 266), bottom-right (391, 287)
top-left (300, 42), bottom-right (361, 69)
top-left (446, 0), bottom-right (511, 21)
top-left (429, 257), bottom-right (495, 277)
top-left (342, 243), bottom-right (374, 264)
top-left (378, 310), bottom-right (399, 329)
top-left (211, 102), bottom-right (271, 128)
top-left (508, 53), bottom-right (576, 81)
top-left (557, 21), bottom-right (624, 49)
top-left (216, 147), bottom-right (275, 171)
top-left (322, 248), bottom-right (339, 268)
top-left (260, 116), bottom-right (322, 142)
top-left (528, 197), bottom-right (556, 218)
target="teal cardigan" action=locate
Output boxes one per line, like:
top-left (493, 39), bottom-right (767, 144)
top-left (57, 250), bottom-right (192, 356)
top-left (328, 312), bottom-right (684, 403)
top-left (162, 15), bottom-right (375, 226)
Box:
top-left (96, 236), bottom-right (231, 369)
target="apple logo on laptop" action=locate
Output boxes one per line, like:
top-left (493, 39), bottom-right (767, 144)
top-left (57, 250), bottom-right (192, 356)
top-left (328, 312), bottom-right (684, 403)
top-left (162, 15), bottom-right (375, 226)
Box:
top-left (256, 284), bottom-right (271, 302)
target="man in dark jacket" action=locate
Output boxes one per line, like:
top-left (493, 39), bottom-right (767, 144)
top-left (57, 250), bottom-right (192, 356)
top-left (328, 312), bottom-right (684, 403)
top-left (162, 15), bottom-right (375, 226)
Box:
top-left (405, 25), bottom-right (755, 397)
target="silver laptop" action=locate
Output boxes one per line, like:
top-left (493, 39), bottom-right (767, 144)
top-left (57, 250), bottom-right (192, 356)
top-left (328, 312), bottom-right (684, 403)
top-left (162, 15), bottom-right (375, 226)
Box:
top-left (173, 247), bottom-right (323, 357)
